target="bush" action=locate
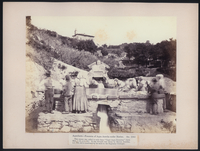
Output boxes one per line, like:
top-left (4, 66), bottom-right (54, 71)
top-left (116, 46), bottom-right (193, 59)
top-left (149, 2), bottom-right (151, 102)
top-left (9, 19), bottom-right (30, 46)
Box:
top-left (101, 49), bottom-right (108, 56)
top-left (58, 47), bottom-right (97, 70)
top-left (77, 40), bottom-right (97, 54)
top-left (101, 57), bottom-right (119, 69)
top-left (107, 67), bottom-right (136, 80)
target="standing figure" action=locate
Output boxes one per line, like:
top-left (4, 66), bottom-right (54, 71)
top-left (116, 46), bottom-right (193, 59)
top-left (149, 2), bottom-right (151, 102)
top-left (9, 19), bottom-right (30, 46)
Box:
top-left (73, 72), bottom-right (89, 114)
top-left (62, 75), bottom-right (75, 114)
top-left (39, 71), bottom-right (54, 113)
top-left (156, 74), bottom-right (167, 112)
top-left (146, 78), bottom-right (164, 114)
top-left (98, 80), bottom-right (105, 88)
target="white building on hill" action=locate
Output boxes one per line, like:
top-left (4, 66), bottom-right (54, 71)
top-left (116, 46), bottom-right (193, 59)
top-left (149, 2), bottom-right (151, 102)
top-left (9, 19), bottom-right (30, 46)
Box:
top-left (72, 29), bottom-right (94, 41)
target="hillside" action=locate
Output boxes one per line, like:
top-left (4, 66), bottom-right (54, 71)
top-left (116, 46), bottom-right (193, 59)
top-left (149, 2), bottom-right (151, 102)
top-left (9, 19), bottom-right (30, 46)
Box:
top-left (26, 44), bottom-right (88, 98)
top-left (26, 46), bottom-right (88, 117)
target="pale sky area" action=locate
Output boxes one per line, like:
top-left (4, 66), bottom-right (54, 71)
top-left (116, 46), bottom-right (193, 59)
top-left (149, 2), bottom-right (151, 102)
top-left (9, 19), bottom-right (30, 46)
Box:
top-left (31, 16), bottom-right (176, 46)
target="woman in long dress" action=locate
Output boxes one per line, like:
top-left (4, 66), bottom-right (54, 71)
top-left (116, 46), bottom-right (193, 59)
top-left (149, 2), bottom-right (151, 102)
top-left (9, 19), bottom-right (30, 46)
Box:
top-left (73, 72), bottom-right (89, 113)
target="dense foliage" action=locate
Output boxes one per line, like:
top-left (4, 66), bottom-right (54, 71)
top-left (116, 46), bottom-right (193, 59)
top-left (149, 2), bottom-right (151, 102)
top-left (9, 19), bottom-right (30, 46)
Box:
top-left (26, 17), bottom-right (176, 81)
top-left (124, 39), bottom-right (176, 68)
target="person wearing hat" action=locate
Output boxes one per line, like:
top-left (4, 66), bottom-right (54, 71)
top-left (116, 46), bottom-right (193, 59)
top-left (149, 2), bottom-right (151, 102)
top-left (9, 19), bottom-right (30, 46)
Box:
top-left (146, 78), bottom-right (165, 114)
top-left (73, 72), bottom-right (89, 114)
top-left (38, 71), bottom-right (54, 113)
top-left (61, 75), bottom-right (75, 114)
top-left (156, 74), bottom-right (167, 112)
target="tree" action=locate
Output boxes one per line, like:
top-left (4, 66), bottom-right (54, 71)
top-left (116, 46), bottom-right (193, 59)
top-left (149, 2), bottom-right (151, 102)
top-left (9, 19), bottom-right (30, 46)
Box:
top-left (124, 43), bottom-right (136, 61)
top-left (77, 40), bottom-right (97, 54)
top-left (124, 43), bottom-right (150, 66)
top-left (102, 44), bottom-right (107, 48)
top-left (153, 39), bottom-right (176, 68)
top-left (101, 49), bottom-right (108, 56)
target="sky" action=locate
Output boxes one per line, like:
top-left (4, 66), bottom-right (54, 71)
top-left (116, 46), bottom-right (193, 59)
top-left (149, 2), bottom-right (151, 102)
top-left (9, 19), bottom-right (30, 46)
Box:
top-left (31, 16), bottom-right (176, 46)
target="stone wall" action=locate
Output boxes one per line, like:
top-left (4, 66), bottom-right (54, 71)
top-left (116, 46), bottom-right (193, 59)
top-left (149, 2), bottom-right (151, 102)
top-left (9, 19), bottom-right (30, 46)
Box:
top-left (109, 112), bottom-right (176, 133)
top-left (37, 98), bottom-right (176, 133)
top-left (37, 111), bottom-right (100, 133)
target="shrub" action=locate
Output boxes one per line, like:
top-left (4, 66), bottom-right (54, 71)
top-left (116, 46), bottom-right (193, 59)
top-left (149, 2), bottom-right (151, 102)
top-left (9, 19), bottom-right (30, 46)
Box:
top-left (107, 67), bottom-right (136, 80)
top-left (58, 47), bottom-right (97, 70)
top-left (101, 49), bottom-right (108, 56)
top-left (77, 40), bottom-right (97, 54)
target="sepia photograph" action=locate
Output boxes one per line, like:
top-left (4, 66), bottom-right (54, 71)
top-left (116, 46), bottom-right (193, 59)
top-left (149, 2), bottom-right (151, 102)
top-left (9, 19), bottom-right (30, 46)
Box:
top-left (26, 16), bottom-right (176, 133)
top-left (3, 2), bottom-right (198, 149)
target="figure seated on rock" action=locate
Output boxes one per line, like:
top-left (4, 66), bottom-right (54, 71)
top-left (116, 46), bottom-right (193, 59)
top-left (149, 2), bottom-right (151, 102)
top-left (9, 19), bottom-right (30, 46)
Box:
top-left (113, 78), bottom-right (126, 91)
top-left (136, 76), bottom-right (149, 92)
top-left (122, 78), bottom-right (138, 92)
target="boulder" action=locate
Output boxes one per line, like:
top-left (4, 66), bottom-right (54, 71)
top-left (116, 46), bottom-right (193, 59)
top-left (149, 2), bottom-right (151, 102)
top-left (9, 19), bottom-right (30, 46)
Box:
top-left (49, 122), bottom-right (62, 129)
top-left (83, 126), bottom-right (93, 132)
top-left (60, 126), bottom-right (70, 132)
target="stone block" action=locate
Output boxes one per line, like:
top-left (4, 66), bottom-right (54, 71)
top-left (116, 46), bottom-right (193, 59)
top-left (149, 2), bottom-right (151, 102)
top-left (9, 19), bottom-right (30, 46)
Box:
top-left (63, 121), bottom-right (69, 126)
top-left (49, 128), bottom-right (60, 132)
top-left (49, 122), bottom-right (62, 129)
top-left (69, 121), bottom-right (83, 129)
top-left (60, 126), bottom-right (70, 132)
top-left (109, 100), bottom-right (120, 108)
top-left (70, 127), bottom-right (79, 132)
top-left (37, 127), bottom-right (48, 132)
top-left (83, 126), bottom-right (93, 132)
top-left (82, 121), bottom-right (90, 126)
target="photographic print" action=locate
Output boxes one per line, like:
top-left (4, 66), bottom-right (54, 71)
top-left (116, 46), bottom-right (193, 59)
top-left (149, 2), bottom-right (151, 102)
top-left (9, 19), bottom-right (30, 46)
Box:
top-left (26, 16), bottom-right (176, 133)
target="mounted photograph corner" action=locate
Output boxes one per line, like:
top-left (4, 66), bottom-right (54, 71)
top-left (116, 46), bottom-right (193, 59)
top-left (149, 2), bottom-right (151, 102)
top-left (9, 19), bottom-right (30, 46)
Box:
top-left (26, 16), bottom-right (176, 133)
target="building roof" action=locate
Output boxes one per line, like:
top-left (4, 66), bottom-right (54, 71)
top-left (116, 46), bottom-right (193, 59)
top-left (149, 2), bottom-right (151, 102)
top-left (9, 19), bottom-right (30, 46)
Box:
top-left (72, 33), bottom-right (94, 38)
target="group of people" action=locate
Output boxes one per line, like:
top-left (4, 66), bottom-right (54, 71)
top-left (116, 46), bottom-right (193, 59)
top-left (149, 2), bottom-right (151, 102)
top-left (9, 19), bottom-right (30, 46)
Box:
top-left (113, 74), bottom-right (167, 115)
top-left (40, 69), bottom-right (167, 115)
top-left (40, 71), bottom-right (89, 114)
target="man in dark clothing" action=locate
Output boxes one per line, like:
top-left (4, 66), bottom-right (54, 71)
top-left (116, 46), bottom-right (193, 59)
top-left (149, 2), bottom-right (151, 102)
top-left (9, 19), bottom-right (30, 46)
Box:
top-left (39, 71), bottom-right (54, 113)
top-left (62, 75), bottom-right (75, 113)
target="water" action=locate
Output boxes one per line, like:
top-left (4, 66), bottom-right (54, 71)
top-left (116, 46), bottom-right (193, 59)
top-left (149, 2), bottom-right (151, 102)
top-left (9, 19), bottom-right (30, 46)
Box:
top-left (97, 104), bottom-right (111, 133)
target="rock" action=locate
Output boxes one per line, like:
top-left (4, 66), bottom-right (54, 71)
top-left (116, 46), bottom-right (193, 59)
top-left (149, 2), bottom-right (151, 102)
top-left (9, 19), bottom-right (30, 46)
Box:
top-left (49, 122), bottom-right (62, 129)
top-left (38, 112), bottom-right (45, 116)
top-left (70, 127), bottom-right (79, 132)
top-left (125, 124), bottom-right (131, 129)
top-left (37, 127), bottom-right (48, 132)
top-left (83, 126), bottom-right (93, 132)
top-left (60, 126), bottom-right (70, 132)
top-left (82, 121), bottom-right (90, 126)
top-left (121, 100), bottom-right (131, 103)
top-left (113, 119), bottom-right (125, 130)
top-left (69, 121), bottom-right (83, 129)
top-left (49, 128), bottom-right (60, 132)
top-left (110, 100), bottom-right (120, 107)
top-left (63, 121), bottom-right (69, 126)
top-left (85, 118), bottom-right (93, 124)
